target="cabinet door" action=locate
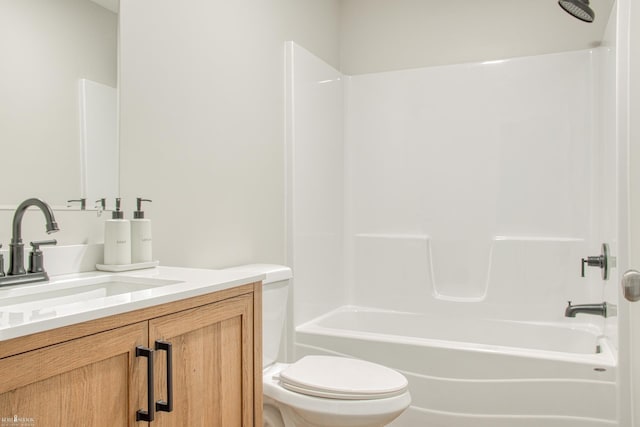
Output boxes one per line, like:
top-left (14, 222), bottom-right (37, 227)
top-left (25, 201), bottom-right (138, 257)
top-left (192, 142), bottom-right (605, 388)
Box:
top-left (149, 294), bottom-right (254, 427)
top-left (0, 322), bottom-right (148, 427)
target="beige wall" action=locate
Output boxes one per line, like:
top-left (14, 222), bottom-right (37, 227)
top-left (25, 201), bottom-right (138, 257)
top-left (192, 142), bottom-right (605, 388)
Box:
top-left (340, 0), bottom-right (615, 75)
top-left (118, 0), bottom-right (340, 269)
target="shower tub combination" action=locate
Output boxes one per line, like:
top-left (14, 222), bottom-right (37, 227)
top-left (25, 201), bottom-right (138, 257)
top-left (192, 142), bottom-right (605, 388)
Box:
top-left (295, 306), bottom-right (617, 427)
top-left (287, 39), bottom-right (619, 426)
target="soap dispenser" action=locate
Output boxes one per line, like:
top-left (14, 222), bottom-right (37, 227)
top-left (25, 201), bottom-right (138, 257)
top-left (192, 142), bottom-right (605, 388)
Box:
top-left (131, 198), bottom-right (153, 263)
top-left (103, 198), bottom-right (131, 265)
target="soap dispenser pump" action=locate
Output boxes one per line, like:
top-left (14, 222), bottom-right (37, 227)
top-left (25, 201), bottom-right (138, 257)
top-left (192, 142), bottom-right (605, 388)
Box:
top-left (131, 198), bottom-right (153, 263)
top-left (103, 198), bottom-right (131, 265)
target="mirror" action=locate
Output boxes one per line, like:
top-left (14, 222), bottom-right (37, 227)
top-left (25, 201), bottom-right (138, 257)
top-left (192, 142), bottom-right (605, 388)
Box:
top-left (0, 0), bottom-right (118, 208)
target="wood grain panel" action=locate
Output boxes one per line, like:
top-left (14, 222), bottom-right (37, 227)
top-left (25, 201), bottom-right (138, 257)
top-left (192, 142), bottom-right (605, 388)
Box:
top-left (149, 295), bottom-right (253, 426)
top-left (0, 322), bottom-right (147, 427)
top-left (0, 281), bottom-right (263, 426)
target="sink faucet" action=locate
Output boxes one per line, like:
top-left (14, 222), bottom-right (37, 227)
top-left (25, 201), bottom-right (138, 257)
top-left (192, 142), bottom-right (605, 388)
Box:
top-left (565, 301), bottom-right (608, 318)
top-left (0, 198), bottom-right (59, 286)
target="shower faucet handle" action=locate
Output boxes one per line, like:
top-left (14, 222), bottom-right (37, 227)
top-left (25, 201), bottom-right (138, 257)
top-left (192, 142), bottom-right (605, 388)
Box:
top-left (581, 256), bottom-right (603, 276)
top-left (581, 243), bottom-right (610, 280)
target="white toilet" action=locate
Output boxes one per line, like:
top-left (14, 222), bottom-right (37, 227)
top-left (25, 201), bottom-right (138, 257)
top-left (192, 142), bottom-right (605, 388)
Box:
top-left (229, 264), bottom-right (411, 427)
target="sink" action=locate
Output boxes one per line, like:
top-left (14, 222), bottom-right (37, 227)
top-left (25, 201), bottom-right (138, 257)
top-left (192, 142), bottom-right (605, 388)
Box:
top-left (0, 276), bottom-right (183, 326)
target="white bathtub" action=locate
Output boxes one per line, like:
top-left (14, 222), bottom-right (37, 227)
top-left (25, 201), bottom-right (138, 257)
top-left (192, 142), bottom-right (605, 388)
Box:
top-left (295, 306), bottom-right (617, 427)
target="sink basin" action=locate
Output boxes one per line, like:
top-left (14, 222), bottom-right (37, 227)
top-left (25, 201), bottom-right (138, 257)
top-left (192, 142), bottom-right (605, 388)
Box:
top-left (0, 275), bottom-right (183, 326)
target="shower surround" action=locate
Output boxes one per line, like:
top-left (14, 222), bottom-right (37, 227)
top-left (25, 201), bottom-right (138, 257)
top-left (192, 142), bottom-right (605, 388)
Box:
top-left (286, 42), bottom-right (617, 425)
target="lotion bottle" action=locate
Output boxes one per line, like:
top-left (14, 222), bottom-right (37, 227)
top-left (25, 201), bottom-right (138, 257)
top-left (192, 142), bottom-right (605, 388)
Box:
top-left (103, 198), bottom-right (131, 265)
top-left (131, 198), bottom-right (153, 263)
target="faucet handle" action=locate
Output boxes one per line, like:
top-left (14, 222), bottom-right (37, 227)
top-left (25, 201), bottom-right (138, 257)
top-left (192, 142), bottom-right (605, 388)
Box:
top-left (67, 198), bottom-right (87, 210)
top-left (30, 240), bottom-right (57, 251)
top-left (28, 240), bottom-right (57, 274)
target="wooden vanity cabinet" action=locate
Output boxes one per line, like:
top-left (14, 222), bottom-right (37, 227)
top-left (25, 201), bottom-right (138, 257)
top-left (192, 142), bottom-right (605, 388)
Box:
top-left (0, 322), bottom-right (147, 426)
top-left (0, 283), bottom-right (262, 427)
top-left (149, 293), bottom-right (255, 427)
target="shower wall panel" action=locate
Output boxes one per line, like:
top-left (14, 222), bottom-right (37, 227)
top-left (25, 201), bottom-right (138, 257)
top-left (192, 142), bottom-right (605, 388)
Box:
top-left (286, 42), bottom-right (347, 326)
top-left (346, 49), bottom-right (607, 322)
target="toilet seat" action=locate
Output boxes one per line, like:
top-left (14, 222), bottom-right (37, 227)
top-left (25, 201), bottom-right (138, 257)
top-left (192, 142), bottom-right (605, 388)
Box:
top-left (264, 361), bottom-right (412, 427)
top-left (278, 355), bottom-right (408, 400)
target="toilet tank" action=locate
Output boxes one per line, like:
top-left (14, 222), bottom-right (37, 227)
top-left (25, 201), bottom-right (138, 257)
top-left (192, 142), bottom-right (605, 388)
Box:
top-left (223, 264), bottom-right (292, 368)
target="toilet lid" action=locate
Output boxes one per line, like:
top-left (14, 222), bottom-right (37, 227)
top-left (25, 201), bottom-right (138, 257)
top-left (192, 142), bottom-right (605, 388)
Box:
top-left (278, 356), bottom-right (408, 400)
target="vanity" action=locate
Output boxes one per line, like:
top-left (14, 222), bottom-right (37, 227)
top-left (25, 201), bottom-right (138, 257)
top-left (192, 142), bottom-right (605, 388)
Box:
top-left (0, 267), bottom-right (264, 426)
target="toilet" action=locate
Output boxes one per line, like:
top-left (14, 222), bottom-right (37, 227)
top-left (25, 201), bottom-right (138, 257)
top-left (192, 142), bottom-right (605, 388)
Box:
top-left (227, 264), bottom-right (411, 427)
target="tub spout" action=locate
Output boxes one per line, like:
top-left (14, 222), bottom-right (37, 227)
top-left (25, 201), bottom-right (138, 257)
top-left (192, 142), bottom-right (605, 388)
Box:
top-left (564, 301), bottom-right (607, 318)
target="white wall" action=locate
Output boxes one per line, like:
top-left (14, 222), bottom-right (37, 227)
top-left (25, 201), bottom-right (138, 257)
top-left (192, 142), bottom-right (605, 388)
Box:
top-left (118, 0), bottom-right (340, 269)
top-left (340, 0), bottom-right (615, 75)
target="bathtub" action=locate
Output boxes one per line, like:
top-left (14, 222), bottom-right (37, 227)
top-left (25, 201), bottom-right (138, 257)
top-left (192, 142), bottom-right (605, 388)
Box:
top-left (295, 306), bottom-right (617, 427)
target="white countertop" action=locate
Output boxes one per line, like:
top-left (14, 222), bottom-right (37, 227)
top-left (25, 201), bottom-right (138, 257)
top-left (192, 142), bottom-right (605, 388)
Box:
top-left (0, 266), bottom-right (264, 341)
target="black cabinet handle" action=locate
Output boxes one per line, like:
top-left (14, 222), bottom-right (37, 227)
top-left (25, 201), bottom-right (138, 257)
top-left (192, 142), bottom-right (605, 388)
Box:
top-left (136, 346), bottom-right (155, 422)
top-left (155, 340), bottom-right (174, 413)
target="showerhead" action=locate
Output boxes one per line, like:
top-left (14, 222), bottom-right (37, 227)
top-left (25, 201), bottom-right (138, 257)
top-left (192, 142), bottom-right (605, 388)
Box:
top-left (558, 0), bottom-right (594, 23)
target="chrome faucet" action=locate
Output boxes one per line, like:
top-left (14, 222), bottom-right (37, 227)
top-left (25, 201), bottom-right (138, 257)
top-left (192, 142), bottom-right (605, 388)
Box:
top-left (565, 301), bottom-right (608, 318)
top-left (0, 198), bottom-right (59, 286)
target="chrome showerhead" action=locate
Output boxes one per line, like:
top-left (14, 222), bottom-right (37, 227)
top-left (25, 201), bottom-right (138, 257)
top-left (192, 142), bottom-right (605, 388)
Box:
top-left (558, 0), bottom-right (594, 23)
